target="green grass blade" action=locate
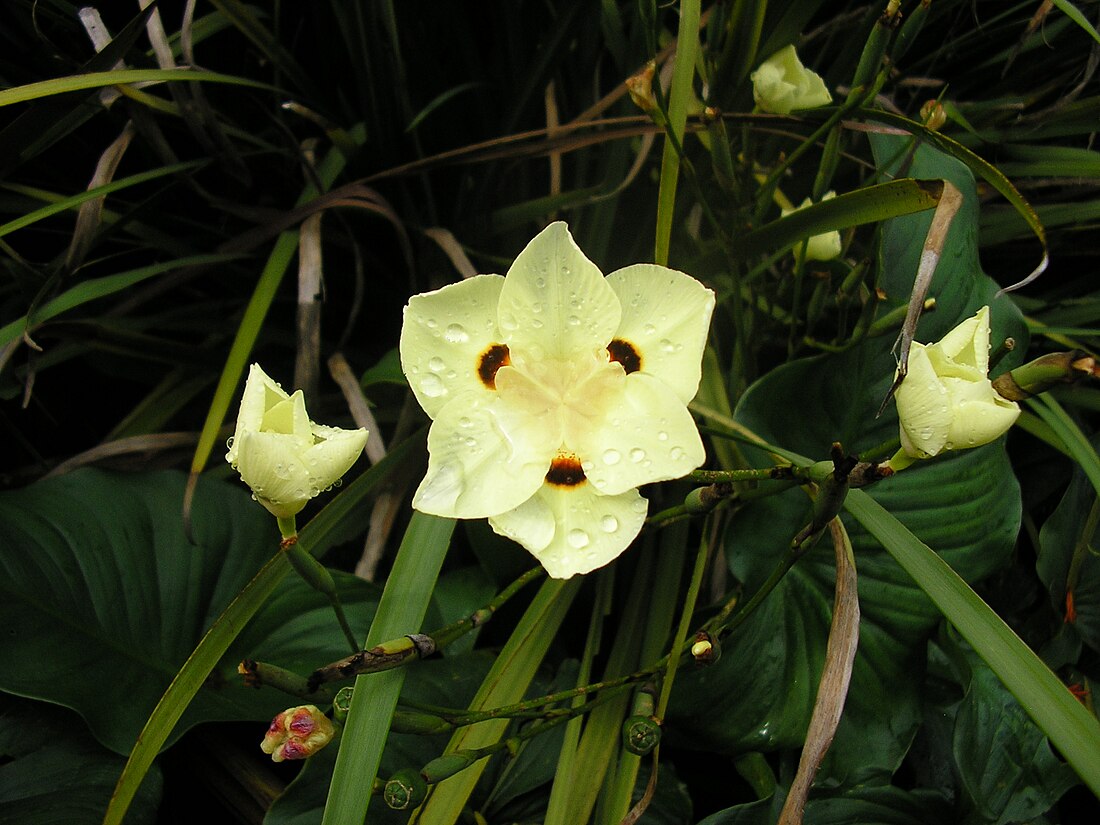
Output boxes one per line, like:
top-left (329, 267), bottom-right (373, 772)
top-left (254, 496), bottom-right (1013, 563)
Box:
top-left (1025, 395), bottom-right (1100, 497)
top-left (844, 489), bottom-right (1100, 797)
top-left (413, 576), bottom-right (582, 825)
top-left (0, 69), bottom-right (267, 108)
top-left (321, 511), bottom-right (455, 825)
top-left (739, 178), bottom-right (942, 258)
top-left (0, 160), bottom-right (206, 239)
top-left (653, 0), bottom-right (700, 266)
top-left (0, 253), bottom-right (236, 348)
top-left (1051, 0), bottom-right (1100, 45)
top-left (103, 436), bottom-right (418, 825)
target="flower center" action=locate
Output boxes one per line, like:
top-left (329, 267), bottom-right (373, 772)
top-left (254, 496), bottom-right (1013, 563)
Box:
top-left (607, 338), bottom-right (642, 374)
top-left (477, 344), bottom-right (511, 389)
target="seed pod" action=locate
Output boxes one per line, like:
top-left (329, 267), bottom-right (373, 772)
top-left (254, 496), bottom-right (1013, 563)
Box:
top-left (622, 715), bottom-right (662, 756)
top-left (383, 769), bottom-right (427, 810)
top-left (331, 686), bottom-right (353, 722)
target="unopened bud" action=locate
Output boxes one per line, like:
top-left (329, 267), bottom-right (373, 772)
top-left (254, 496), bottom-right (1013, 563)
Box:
top-left (332, 686), bottom-right (353, 722)
top-left (622, 715), bottom-right (662, 756)
top-left (260, 705), bottom-right (335, 762)
top-left (383, 768), bottom-right (427, 810)
top-left (919, 100), bottom-right (946, 131)
top-left (691, 631), bottom-right (720, 665)
top-left (992, 350), bottom-right (1095, 400)
top-left (626, 62), bottom-right (658, 115)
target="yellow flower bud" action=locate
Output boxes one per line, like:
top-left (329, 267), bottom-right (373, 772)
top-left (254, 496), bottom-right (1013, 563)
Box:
top-left (781, 191), bottom-right (843, 261)
top-left (895, 307), bottom-right (1020, 458)
top-left (226, 364), bottom-right (368, 518)
top-left (750, 45), bottom-right (832, 115)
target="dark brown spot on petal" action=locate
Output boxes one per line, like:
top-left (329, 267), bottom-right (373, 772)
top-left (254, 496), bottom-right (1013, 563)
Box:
top-left (545, 453), bottom-right (587, 487)
top-left (477, 344), bottom-right (511, 389)
top-left (607, 338), bottom-right (642, 374)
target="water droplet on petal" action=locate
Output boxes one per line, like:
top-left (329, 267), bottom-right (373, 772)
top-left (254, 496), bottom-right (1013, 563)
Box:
top-left (643, 323), bottom-right (657, 336)
top-left (657, 431), bottom-right (668, 441)
top-left (630, 448), bottom-right (646, 463)
top-left (464, 437), bottom-right (477, 448)
top-left (670, 446), bottom-right (685, 460)
top-left (567, 315), bottom-right (581, 327)
top-left (444, 323), bottom-right (469, 343)
top-left (659, 338), bottom-right (681, 353)
top-left (420, 374), bottom-right (445, 397)
top-left (602, 448), bottom-right (622, 465)
top-left (426, 318), bottom-right (438, 329)
top-left (600, 515), bottom-right (618, 533)
top-left (459, 416), bottom-right (473, 428)
top-left (631, 498), bottom-right (648, 513)
top-left (535, 277), bottom-right (546, 288)
top-left (429, 356), bottom-right (445, 372)
top-left (567, 529), bottom-right (590, 549)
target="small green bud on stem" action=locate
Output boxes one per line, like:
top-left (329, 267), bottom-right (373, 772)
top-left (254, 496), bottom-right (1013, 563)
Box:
top-left (993, 351), bottom-right (1097, 401)
top-left (383, 769), bottom-right (427, 810)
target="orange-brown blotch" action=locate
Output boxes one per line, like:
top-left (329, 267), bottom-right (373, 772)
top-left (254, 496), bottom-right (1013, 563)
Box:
top-left (545, 453), bottom-right (587, 487)
top-left (477, 344), bottom-right (511, 389)
top-left (607, 338), bottom-right (642, 374)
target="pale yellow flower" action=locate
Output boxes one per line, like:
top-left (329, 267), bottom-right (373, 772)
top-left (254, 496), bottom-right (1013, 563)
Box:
top-left (226, 364), bottom-right (367, 518)
top-left (895, 306), bottom-right (1020, 458)
top-left (751, 45), bottom-right (832, 115)
top-left (400, 223), bottom-right (714, 578)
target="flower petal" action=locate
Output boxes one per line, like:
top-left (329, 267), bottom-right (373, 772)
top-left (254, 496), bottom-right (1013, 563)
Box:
top-left (412, 393), bottom-right (554, 519)
top-left (234, 430), bottom-right (313, 518)
top-left (931, 305), bottom-right (990, 374)
top-left (303, 425), bottom-right (368, 491)
top-left (497, 222), bottom-right (621, 362)
top-left (400, 274), bottom-right (506, 419)
top-left (227, 364), bottom-right (290, 465)
top-left (605, 264), bottom-right (715, 403)
top-left (489, 483), bottom-right (648, 578)
top-left (575, 372), bottom-right (705, 495)
top-left (942, 377), bottom-right (1020, 450)
top-left (895, 344), bottom-right (951, 457)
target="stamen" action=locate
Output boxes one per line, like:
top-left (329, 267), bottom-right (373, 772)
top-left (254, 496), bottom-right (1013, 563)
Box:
top-left (607, 338), bottom-right (642, 374)
top-left (545, 452), bottom-right (586, 487)
top-left (477, 344), bottom-right (511, 389)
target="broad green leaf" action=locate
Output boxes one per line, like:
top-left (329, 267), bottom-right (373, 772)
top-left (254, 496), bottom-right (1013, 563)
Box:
top-left (1037, 465), bottom-right (1100, 654)
top-left (0, 695), bottom-right (163, 825)
top-left (0, 468), bottom-right (381, 756)
top-left (738, 178), bottom-right (943, 260)
top-left (951, 644), bottom-right (1077, 824)
top-left (697, 785), bottom-right (951, 825)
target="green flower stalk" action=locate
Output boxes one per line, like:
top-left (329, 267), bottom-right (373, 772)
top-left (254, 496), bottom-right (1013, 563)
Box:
top-left (227, 363), bottom-right (367, 652)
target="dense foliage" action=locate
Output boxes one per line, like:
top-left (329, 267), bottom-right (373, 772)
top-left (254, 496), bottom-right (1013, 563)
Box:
top-left (2, 1), bottom-right (1099, 823)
